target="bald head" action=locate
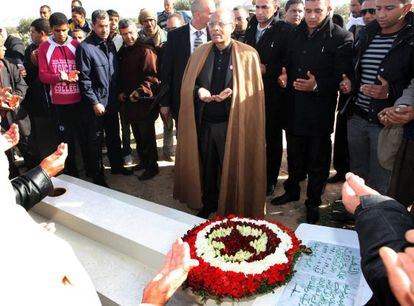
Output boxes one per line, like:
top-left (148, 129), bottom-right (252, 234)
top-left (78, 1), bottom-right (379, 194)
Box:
top-left (191, 0), bottom-right (216, 29)
top-left (191, 0), bottom-right (215, 13)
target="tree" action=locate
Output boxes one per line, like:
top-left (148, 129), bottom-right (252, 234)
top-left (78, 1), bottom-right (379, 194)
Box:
top-left (334, 4), bottom-right (350, 24)
top-left (17, 18), bottom-right (35, 37)
top-left (175, 0), bottom-right (221, 11)
top-left (16, 17), bottom-right (35, 47)
top-left (175, 0), bottom-right (191, 10)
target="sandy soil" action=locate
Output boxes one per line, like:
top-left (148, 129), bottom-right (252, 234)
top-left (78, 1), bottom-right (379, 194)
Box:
top-left (89, 117), bottom-right (352, 231)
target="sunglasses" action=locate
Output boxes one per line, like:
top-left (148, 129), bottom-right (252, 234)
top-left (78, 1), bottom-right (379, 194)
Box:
top-left (361, 8), bottom-right (376, 15)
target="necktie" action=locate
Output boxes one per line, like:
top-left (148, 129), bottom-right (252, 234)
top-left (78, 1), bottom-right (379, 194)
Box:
top-left (193, 31), bottom-right (203, 52)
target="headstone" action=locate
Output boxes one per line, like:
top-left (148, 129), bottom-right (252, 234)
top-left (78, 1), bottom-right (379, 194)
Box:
top-left (278, 241), bottom-right (362, 306)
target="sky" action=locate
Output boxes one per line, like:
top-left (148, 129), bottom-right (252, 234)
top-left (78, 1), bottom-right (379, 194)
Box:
top-left (1, 0), bottom-right (349, 27)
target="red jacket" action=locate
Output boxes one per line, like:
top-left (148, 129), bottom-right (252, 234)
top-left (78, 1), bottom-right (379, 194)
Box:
top-left (38, 36), bottom-right (81, 105)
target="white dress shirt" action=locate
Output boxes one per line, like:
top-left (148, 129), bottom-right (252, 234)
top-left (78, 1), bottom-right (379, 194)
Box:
top-left (345, 13), bottom-right (365, 30)
top-left (189, 22), bottom-right (208, 54)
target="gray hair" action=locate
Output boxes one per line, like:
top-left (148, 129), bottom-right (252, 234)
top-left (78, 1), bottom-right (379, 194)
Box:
top-left (167, 12), bottom-right (185, 24)
top-left (210, 8), bottom-right (235, 24)
top-left (191, 0), bottom-right (208, 14)
top-left (233, 6), bottom-right (249, 18)
top-left (91, 10), bottom-right (108, 24)
top-left (118, 19), bottom-right (137, 30)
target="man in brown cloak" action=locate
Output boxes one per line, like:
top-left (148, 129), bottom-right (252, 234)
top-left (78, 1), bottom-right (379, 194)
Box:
top-left (173, 7), bottom-right (266, 218)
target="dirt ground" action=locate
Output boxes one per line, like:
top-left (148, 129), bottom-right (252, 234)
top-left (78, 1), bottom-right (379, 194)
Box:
top-left (91, 117), bottom-right (352, 232)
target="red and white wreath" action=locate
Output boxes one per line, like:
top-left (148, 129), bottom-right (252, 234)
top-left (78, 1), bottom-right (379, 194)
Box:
top-left (182, 215), bottom-right (307, 301)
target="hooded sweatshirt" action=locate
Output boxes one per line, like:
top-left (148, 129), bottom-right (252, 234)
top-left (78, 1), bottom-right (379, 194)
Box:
top-left (38, 36), bottom-right (81, 105)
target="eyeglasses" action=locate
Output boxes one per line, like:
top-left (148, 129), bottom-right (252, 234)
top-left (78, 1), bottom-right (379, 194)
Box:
top-left (361, 8), bottom-right (376, 16)
top-left (208, 22), bottom-right (233, 28)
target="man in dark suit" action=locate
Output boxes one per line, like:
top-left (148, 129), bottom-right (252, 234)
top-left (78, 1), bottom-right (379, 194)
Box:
top-left (158, 0), bottom-right (215, 123)
top-left (244, 0), bottom-right (293, 196)
top-left (271, 0), bottom-right (353, 224)
top-left (76, 10), bottom-right (132, 187)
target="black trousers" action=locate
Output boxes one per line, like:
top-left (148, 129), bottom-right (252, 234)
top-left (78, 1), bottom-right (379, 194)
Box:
top-left (332, 95), bottom-right (350, 176)
top-left (388, 138), bottom-right (414, 207)
top-left (29, 113), bottom-right (58, 161)
top-left (119, 103), bottom-right (132, 157)
top-left (82, 105), bottom-right (123, 180)
top-left (2, 107), bottom-right (38, 176)
top-left (264, 89), bottom-right (284, 190)
top-left (198, 121), bottom-right (228, 211)
top-left (130, 118), bottom-right (158, 172)
top-left (266, 114), bottom-right (283, 189)
top-left (284, 133), bottom-right (331, 206)
top-left (55, 103), bottom-right (86, 177)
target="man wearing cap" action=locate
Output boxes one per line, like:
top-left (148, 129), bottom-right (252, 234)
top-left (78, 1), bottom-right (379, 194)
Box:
top-left (138, 8), bottom-right (168, 52)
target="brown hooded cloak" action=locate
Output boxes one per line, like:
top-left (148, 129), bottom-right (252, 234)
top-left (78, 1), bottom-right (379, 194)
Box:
top-left (173, 40), bottom-right (266, 218)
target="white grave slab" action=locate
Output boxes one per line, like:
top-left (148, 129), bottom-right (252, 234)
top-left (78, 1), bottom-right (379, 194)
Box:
top-left (32, 176), bottom-right (372, 306)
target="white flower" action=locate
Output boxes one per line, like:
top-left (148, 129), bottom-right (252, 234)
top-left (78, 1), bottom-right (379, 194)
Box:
top-left (194, 218), bottom-right (294, 275)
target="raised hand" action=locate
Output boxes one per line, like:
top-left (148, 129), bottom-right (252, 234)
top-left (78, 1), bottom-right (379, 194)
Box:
top-left (129, 90), bottom-right (140, 102)
top-left (142, 239), bottom-right (199, 305)
top-left (198, 87), bottom-right (213, 103)
top-left (93, 103), bottom-right (106, 116)
top-left (212, 88), bottom-right (232, 102)
top-left (31, 49), bottom-right (39, 66)
top-left (0, 124), bottom-right (19, 151)
top-left (39, 143), bottom-right (68, 178)
top-left (361, 75), bottom-right (389, 100)
top-left (68, 70), bottom-right (80, 82)
top-left (278, 67), bottom-right (287, 88)
top-left (293, 71), bottom-right (316, 92)
top-left (59, 70), bottom-right (69, 82)
top-left (380, 234), bottom-right (414, 306)
top-left (340, 74), bottom-right (352, 94)
top-left (379, 106), bottom-right (414, 126)
top-left (341, 172), bottom-right (379, 214)
top-left (118, 92), bottom-right (127, 102)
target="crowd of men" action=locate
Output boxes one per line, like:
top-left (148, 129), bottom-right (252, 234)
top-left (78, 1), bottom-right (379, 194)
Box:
top-left (1, 0), bottom-right (414, 305)
top-left (0, 0), bottom-right (414, 223)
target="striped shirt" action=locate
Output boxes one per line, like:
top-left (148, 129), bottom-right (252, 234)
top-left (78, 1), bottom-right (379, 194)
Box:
top-left (356, 33), bottom-right (397, 111)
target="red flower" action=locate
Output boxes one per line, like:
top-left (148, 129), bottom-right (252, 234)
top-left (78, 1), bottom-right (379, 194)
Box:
top-left (182, 215), bottom-right (306, 301)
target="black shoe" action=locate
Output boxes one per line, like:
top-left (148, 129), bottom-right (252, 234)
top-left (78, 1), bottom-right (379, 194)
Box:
top-left (133, 163), bottom-right (145, 171)
top-left (111, 167), bottom-right (133, 175)
top-left (138, 168), bottom-right (159, 181)
top-left (271, 193), bottom-right (300, 206)
top-left (267, 184), bottom-right (275, 196)
top-left (197, 208), bottom-right (216, 219)
top-left (306, 205), bottom-right (320, 224)
top-left (330, 211), bottom-right (355, 222)
top-left (163, 152), bottom-right (174, 162)
top-left (299, 174), bottom-right (307, 182)
top-left (93, 177), bottom-right (109, 188)
top-left (326, 173), bottom-right (346, 184)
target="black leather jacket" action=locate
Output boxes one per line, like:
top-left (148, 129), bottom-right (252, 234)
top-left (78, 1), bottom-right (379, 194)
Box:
top-left (355, 194), bottom-right (414, 305)
top-left (11, 166), bottom-right (53, 211)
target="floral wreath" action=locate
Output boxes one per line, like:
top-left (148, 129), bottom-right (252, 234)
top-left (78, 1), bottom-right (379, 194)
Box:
top-left (182, 215), bottom-right (309, 301)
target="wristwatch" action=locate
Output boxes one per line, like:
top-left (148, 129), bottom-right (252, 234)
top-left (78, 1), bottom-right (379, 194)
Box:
top-left (313, 83), bottom-right (319, 92)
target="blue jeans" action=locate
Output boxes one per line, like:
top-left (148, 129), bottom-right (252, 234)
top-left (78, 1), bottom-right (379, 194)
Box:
top-left (347, 114), bottom-right (391, 194)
